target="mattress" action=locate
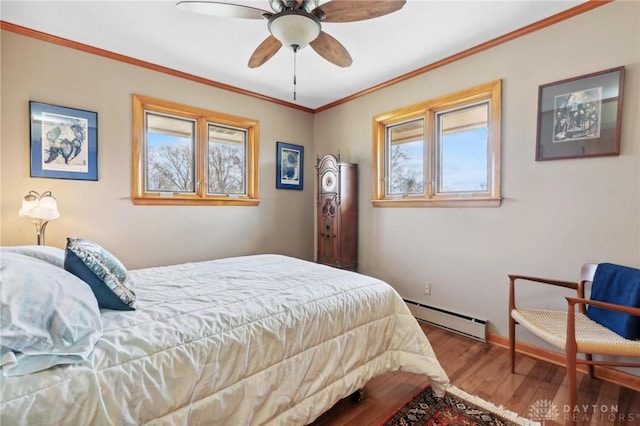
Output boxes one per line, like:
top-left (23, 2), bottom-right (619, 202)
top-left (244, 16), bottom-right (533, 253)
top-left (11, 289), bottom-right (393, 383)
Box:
top-left (1, 254), bottom-right (449, 425)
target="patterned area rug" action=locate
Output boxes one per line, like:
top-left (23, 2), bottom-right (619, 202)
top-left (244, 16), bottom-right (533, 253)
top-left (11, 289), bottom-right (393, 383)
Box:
top-left (382, 385), bottom-right (540, 426)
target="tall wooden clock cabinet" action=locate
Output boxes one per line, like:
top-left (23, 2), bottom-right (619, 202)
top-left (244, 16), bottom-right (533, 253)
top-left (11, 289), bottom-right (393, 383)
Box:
top-left (316, 154), bottom-right (358, 271)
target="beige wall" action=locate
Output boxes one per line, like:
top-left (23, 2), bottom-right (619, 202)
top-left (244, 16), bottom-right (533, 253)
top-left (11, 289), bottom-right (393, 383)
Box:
top-left (314, 1), bottom-right (640, 341)
top-left (1, 1), bottom-right (639, 347)
top-left (1, 31), bottom-right (315, 269)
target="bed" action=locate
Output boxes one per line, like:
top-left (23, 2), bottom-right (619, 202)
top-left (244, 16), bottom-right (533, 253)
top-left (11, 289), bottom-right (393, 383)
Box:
top-left (1, 243), bottom-right (449, 425)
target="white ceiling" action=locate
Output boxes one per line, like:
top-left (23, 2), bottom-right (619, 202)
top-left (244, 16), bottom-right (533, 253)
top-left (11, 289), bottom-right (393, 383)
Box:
top-left (1, 0), bottom-right (587, 110)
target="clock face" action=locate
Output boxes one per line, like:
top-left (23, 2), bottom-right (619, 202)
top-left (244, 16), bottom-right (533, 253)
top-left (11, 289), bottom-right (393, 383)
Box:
top-left (321, 170), bottom-right (337, 192)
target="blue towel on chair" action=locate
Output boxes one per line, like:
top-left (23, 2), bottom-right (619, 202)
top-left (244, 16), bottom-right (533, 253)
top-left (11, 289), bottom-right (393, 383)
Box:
top-left (587, 263), bottom-right (640, 340)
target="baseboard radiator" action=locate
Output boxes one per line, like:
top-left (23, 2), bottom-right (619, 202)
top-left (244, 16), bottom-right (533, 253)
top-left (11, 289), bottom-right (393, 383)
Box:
top-left (404, 299), bottom-right (488, 343)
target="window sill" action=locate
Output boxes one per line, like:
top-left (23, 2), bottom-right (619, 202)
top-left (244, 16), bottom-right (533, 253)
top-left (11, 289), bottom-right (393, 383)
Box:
top-left (371, 197), bottom-right (502, 208)
top-left (132, 197), bottom-right (260, 206)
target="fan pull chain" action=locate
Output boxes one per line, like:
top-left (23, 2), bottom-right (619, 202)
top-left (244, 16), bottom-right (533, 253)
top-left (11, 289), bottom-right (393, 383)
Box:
top-left (292, 44), bottom-right (299, 101)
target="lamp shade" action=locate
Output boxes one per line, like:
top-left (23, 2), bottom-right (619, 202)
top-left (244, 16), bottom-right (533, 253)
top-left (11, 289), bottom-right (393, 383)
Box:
top-left (269, 10), bottom-right (320, 50)
top-left (18, 197), bottom-right (38, 218)
top-left (18, 192), bottom-right (60, 220)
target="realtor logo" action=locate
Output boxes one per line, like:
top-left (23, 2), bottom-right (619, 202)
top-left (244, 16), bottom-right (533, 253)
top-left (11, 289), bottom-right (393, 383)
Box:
top-left (528, 399), bottom-right (559, 424)
top-left (528, 400), bottom-right (639, 424)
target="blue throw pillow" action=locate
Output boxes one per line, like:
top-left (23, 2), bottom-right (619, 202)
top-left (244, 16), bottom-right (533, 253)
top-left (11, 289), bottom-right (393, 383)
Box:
top-left (587, 263), bottom-right (640, 340)
top-left (64, 237), bottom-right (136, 311)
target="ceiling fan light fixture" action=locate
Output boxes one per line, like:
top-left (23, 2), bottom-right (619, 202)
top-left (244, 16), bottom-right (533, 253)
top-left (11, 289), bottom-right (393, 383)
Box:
top-left (268, 10), bottom-right (320, 50)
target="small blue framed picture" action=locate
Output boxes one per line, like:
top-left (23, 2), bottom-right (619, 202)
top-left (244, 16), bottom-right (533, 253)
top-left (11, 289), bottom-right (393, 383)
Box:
top-left (29, 101), bottom-right (98, 181)
top-left (276, 141), bottom-right (303, 190)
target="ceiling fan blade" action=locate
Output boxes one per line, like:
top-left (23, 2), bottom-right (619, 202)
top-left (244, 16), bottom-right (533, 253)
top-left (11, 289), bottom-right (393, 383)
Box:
top-left (248, 35), bottom-right (283, 68)
top-left (309, 31), bottom-right (353, 67)
top-left (176, 1), bottom-right (269, 19)
top-left (316, 0), bottom-right (406, 23)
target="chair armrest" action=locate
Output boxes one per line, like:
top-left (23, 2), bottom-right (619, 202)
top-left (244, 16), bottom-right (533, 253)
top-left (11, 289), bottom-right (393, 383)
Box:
top-left (566, 297), bottom-right (640, 317)
top-left (509, 274), bottom-right (579, 314)
top-left (509, 274), bottom-right (578, 290)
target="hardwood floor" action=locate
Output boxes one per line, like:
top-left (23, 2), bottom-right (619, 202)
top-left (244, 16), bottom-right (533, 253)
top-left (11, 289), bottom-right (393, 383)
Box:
top-left (311, 323), bottom-right (640, 425)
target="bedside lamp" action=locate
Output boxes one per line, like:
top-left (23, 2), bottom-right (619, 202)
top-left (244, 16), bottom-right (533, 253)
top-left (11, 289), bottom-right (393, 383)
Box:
top-left (18, 190), bottom-right (60, 245)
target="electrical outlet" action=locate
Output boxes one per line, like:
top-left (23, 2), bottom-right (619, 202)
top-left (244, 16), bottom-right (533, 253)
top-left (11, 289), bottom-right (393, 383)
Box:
top-left (423, 282), bottom-right (431, 295)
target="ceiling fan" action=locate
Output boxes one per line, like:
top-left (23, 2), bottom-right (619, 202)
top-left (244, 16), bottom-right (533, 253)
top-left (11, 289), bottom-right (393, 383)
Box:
top-left (176, 0), bottom-right (406, 69)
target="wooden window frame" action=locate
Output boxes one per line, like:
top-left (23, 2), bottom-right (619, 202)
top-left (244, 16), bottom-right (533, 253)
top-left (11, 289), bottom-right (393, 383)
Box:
top-left (132, 94), bottom-right (259, 206)
top-left (372, 80), bottom-right (502, 208)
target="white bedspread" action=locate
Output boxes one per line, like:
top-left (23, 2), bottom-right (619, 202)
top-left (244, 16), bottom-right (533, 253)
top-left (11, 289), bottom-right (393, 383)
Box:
top-left (1, 254), bottom-right (449, 425)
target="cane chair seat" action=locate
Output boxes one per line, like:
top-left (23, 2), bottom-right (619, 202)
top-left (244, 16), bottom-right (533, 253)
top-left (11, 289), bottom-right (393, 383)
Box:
top-left (512, 307), bottom-right (640, 356)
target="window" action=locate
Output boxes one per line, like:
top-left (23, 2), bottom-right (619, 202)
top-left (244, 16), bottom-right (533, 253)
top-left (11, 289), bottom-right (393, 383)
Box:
top-left (132, 95), bottom-right (259, 206)
top-left (372, 80), bottom-right (501, 207)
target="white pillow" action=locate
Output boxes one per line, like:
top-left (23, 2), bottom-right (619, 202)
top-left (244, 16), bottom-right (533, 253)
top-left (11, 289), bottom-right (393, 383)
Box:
top-left (0, 245), bottom-right (65, 268)
top-left (0, 252), bottom-right (103, 376)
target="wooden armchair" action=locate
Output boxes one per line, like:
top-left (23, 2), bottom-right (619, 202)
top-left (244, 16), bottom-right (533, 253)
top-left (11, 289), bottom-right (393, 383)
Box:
top-left (508, 263), bottom-right (640, 413)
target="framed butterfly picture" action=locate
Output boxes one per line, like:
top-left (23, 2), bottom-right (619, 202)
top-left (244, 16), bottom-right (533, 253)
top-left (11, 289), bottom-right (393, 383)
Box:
top-left (29, 101), bottom-right (98, 180)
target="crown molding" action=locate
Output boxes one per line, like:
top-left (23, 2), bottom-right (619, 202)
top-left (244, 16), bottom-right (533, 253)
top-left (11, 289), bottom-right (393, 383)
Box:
top-left (1, 0), bottom-right (612, 114)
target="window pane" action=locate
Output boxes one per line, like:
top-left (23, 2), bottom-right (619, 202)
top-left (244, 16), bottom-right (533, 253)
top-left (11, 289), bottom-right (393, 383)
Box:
top-left (386, 119), bottom-right (424, 195)
top-left (207, 124), bottom-right (246, 195)
top-left (436, 103), bottom-right (489, 193)
top-left (145, 112), bottom-right (195, 193)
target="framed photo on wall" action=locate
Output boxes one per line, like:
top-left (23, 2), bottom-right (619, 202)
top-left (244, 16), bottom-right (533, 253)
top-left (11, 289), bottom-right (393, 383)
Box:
top-left (29, 101), bottom-right (98, 180)
top-left (276, 141), bottom-right (303, 190)
top-left (535, 66), bottom-right (624, 161)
